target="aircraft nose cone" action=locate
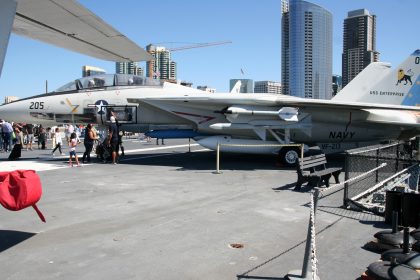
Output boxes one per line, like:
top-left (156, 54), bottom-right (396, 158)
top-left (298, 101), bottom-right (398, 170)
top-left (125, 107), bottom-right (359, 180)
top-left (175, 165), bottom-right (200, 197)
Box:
top-left (0, 101), bottom-right (27, 122)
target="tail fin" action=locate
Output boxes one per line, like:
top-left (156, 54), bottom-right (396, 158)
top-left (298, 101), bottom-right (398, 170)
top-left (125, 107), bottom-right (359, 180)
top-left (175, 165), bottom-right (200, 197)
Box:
top-left (333, 49), bottom-right (420, 106)
top-left (230, 80), bottom-right (242, 93)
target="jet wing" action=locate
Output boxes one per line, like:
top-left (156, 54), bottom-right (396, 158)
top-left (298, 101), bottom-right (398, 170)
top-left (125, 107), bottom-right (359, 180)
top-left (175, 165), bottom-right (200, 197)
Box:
top-left (132, 93), bottom-right (420, 128)
top-left (272, 98), bottom-right (420, 111)
top-left (138, 93), bottom-right (420, 112)
top-left (12, 0), bottom-right (153, 62)
top-left (272, 99), bottom-right (420, 127)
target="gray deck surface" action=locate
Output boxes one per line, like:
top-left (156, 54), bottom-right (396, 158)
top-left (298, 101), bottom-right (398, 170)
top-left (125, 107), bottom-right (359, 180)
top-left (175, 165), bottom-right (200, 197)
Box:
top-left (0, 138), bottom-right (386, 280)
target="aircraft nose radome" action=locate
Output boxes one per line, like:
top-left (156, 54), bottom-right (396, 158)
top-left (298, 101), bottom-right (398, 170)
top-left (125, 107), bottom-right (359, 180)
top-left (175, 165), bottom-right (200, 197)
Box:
top-left (0, 103), bottom-right (12, 119)
top-left (0, 102), bottom-right (24, 122)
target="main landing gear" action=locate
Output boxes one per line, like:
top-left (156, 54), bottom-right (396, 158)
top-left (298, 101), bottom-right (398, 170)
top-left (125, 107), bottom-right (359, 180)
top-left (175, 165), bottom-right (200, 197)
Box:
top-left (278, 147), bottom-right (300, 167)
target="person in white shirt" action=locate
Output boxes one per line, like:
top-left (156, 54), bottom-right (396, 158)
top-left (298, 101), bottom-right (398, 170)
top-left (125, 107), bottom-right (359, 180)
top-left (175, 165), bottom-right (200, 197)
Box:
top-left (51, 127), bottom-right (65, 156)
top-left (66, 124), bottom-right (74, 143)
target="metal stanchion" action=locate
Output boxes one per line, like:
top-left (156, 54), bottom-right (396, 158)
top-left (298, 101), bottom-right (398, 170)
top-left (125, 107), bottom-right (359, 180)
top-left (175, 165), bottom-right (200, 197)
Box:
top-left (213, 142), bottom-right (222, 174)
top-left (343, 152), bottom-right (350, 208)
top-left (300, 144), bottom-right (304, 160)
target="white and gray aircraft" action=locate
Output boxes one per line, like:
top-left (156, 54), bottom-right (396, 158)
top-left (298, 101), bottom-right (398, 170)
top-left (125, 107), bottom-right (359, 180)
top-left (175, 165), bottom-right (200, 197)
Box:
top-left (1, 51), bottom-right (420, 165)
top-left (0, 0), bottom-right (419, 165)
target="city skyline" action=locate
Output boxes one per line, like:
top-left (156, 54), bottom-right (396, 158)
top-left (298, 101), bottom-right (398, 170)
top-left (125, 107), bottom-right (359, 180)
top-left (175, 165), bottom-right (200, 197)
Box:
top-left (0, 0), bottom-right (418, 102)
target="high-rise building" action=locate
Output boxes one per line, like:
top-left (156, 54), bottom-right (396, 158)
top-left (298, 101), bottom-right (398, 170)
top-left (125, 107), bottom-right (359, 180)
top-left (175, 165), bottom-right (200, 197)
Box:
top-left (342, 9), bottom-right (379, 87)
top-left (254, 81), bottom-right (282, 94)
top-left (115, 62), bottom-right (143, 76)
top-left (281, 0), bottom-right (290, 97)
top-left (281, 0), bottom-right (333, 99)
top-left (229, 79), bottom-right (254, 93)
top-left (82, 65), bottom-right (106, 77)
top-left (146, 44), bottom-right (177, 81)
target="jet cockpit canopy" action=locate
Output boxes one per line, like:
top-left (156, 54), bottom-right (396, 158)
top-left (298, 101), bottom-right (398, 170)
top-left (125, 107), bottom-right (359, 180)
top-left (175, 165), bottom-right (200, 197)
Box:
top-left (54, 74), bottom-right (162, 93)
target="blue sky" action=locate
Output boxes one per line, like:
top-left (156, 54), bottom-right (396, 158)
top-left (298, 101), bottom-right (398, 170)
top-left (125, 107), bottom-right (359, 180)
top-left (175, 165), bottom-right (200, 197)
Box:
top-left (0, 0), bottom-right (419, 101)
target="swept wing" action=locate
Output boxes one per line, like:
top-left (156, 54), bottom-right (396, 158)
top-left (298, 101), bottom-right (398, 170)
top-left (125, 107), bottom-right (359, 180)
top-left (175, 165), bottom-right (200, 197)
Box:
top-left (11, 0), bottom-right (153, 62)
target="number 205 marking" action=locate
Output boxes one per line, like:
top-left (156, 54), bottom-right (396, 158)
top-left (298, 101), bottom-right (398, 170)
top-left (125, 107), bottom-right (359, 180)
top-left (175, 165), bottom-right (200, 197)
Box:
top-left (29, 102), bottom-right (44, 109)
top-left (415, 57), bottom-right (420, 64)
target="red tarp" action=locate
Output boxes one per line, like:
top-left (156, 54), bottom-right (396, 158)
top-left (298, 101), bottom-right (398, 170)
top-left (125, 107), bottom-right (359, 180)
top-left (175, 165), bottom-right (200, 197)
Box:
top-left (0, 170), bottom-right (45, 222)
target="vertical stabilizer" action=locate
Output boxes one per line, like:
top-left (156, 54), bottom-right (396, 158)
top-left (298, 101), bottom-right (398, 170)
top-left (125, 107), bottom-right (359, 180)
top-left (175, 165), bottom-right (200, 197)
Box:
top-left (230, 80), bottom-right (242, 93)
top-left (0, 0), bottom-right (17, 77)
top-left (333, 50), bottom-right (420, 106)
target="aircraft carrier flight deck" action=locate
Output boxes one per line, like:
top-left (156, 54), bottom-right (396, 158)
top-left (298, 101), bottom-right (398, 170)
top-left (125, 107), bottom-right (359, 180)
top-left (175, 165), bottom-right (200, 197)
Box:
top-left (0, 137), bottom-right (386, 280)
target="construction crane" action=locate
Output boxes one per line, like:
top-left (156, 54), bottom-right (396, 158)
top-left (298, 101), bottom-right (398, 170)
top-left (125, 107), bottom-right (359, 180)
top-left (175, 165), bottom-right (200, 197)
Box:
top-left (151, 41), bottom-right (232, 52)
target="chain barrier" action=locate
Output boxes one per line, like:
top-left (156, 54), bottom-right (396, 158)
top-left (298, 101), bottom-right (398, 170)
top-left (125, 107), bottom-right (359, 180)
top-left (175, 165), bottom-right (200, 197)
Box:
top-left (242, 141), bottom-right (417, 279)
top-left (300, 163), bottom-right (387, 279)
top-left (309, 192), bottom-right (319, 280)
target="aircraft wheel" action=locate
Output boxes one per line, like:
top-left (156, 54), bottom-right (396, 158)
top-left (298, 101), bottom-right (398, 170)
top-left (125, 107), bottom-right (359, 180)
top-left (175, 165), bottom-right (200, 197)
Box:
top-left (279, 147), bottom-right (300, 167)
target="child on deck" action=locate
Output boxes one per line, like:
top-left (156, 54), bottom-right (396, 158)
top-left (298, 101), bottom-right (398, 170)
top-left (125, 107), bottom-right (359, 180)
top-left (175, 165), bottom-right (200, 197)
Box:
top-left (68, 132), bottom-right (81, 167)
top-left (51, 127), bottom-right (65, 156)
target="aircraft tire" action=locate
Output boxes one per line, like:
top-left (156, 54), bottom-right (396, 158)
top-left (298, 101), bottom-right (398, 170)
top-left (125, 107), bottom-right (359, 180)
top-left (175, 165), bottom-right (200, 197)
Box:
top-left (279, 147), bottom-right (300, 167)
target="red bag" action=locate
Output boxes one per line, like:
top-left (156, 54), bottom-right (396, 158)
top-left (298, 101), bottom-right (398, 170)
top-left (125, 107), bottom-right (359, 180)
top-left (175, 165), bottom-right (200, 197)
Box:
top-left (0, 170), bottom-right (46, 222)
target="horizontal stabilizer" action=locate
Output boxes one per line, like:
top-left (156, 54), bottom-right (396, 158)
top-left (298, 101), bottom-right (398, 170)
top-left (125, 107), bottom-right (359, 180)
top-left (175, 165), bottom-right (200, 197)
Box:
top-left (363, 109), bottom-right (419, 126)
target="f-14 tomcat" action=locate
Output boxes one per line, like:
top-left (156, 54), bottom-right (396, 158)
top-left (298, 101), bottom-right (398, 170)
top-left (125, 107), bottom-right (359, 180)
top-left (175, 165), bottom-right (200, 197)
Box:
top-left (1, 50), bottom-right (420, 165)
top-left (0, 1), bottom-right (419, 165)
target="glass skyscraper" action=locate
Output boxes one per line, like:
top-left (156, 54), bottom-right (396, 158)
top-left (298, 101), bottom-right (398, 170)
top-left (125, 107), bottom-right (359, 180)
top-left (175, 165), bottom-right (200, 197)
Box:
top-left (282, 0), bottom-right (332, 99)
top-left (342, 9), bottom-right (378, 88)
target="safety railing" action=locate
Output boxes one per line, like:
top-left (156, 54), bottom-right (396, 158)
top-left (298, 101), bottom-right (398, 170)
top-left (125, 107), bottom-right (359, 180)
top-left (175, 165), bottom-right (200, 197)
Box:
top-left (286, 163), bottom-right (388, 280)
top-left (343, 140), bottom-right (418, 207)
top-left (346, 163), bottom-right (420, 215)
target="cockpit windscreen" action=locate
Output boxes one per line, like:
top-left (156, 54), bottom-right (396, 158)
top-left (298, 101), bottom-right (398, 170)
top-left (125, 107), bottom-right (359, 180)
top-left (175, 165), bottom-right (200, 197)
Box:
top-left (54, 74), bottom-right (161, 93)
